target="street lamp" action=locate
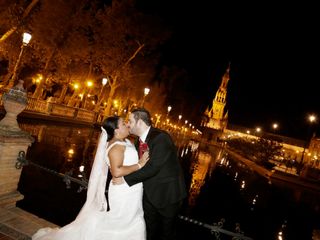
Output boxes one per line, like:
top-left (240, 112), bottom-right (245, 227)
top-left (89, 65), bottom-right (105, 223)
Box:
top-left (8, 32), bottom-right (32, 88)
top-left (95, 77), bottom-right (108, 111)
top-left (98, 77), bottom-right (108, 99)
top-left (165, 105), bottom-right (172, 127)
top-left (271, 122), bottom-right (279, 134)
top-left (272, 123), bottom-right (278, 131)
top-left (86, 81), bottom-right (93, 88)
top-left (178, 114), bottom-right (182, 126)
top-left (255, 127), bottom-right (262, 138)
top-left (167, 105), bottom-right (172, 116)
top-left (141, 87), bottom-right (150, 107)
top-left (300, 114), bottom-right (317, 164)
top-left (309, 114), bottom-right (316, 123)
top-left (102, 77), bottom-right (108, 86)
top-left (83, 80), bottom-right (93, 109)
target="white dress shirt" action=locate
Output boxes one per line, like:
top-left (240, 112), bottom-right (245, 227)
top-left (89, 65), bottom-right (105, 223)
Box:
top-left (140, 126), bottom-right (151, 142)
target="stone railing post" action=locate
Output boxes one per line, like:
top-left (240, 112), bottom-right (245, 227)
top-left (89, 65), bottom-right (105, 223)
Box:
top-left (0, 80), bottom-right (34, 208)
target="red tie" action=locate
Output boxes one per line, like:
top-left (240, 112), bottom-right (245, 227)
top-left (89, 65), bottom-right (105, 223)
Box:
top-left (138, 139), bottom-right (148, 158)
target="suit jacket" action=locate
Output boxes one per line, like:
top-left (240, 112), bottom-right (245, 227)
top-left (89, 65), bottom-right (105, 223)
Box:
top-left (124, 127), bottom-right (187, 208)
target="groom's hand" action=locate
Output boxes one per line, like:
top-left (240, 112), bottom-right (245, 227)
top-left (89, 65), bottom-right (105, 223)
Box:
top-left (112, 177), bottom-right (124, 185)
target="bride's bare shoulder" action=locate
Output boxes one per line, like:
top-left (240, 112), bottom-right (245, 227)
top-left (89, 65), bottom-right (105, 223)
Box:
top-left (107, 141), bottom-right (126, 151)
top-left (108, 143), bottom-right (125, 160)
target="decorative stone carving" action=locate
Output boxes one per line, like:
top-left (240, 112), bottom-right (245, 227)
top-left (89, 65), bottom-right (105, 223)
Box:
top-left (0, 80), bottom-right (28, 132)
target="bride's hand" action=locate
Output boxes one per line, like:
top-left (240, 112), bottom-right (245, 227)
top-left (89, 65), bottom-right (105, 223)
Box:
top-left (112, 177), bottom-right (124, 185)
top-left (138, 151), bottom-right (149, 167)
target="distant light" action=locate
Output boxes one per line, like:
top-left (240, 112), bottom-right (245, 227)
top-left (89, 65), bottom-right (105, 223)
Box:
top-left (241, 180), bottom-right (246, 189)
top-left (87, 81), bottom-right (93, 87)
top-left (68, 149), bottom-right (74, 155)
top-left (309, 114), bottom-right (316, 123)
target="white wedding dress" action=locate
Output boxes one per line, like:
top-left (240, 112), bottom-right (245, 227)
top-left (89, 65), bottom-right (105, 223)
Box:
top-left (32, 131), bottom-right (146, 240)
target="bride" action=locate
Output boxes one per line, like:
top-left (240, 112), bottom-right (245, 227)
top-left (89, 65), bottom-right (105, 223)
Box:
top-left (32, 116), bottom-right (149, 240)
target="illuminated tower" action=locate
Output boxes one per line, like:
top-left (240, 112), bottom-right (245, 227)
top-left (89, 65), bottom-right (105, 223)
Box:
top-left (203, 64), bottom-right (229, 131)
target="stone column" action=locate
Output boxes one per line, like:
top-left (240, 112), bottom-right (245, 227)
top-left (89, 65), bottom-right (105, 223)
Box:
top-left (0, 80), bottom-right (34, 208)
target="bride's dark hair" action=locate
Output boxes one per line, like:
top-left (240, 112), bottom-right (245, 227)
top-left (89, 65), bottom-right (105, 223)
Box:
top-left (102, 116), bottom-right (119, 141)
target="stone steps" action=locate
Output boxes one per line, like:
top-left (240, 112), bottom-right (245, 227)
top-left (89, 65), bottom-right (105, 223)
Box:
top-left (0, 232), bottom-right (15, 240)
top-left (0, 207), bottom-right (57, 240)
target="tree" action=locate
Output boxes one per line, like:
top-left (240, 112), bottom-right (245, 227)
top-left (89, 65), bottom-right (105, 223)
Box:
top-left (0, 0), bottom-right (41, 87)
top-left (1, 0), bottom-right (171, 112)
top-left (28, 0), bottom-right (89, 99)
top-left (89, 0), bottom-right (171, 115)
top-left (226, 135), bottom-right (283, 167)
top-left (255, 135), bottom-right (283, 165)
top-left (0, 0), bottom-right (40, 44)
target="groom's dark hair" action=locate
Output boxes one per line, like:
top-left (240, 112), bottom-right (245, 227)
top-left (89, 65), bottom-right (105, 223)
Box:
top-left (131, 108), bottom-right (152, 126)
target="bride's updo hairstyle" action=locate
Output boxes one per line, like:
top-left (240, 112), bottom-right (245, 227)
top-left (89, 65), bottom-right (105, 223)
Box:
top-left (102, 116), bottom-right (120, 141)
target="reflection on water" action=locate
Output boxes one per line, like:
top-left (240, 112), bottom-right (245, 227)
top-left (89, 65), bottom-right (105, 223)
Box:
top-left (187, 141), bottom-right (220, 208)
top-left (19, 121), bottom-right (99, 179)
top-left (178, 142), bottom-right (320, 240)
top-left (188, 151), bottom-right (212, 207)
top-left (17, 121), bottom-right (320, 240)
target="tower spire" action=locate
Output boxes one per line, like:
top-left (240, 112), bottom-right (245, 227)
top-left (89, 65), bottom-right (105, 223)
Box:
top-left (202, 63), bottom-right (230, 131)
top-left (220, 62), bottom-right (230, 89)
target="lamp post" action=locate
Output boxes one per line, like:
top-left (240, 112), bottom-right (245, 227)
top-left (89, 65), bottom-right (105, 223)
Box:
top-left (66, 83), bottom-right (80, 107)
top-left (167, 105), bottom-right (172, 118)
top-left (272, 123), bottom-right (278, 132)
top-left (178, 115), bottom-right (182, 128)
top-left (141, 87), bottom-right (150, 107)
top-left (8, 32), bottom-right (32, 88)
top-left (101, 77), bottom-right (108, 93)
top-left (300, 114), bottom-right (317, 164)
top-left (95, 78), bottom-right (108, 111)
top-left (98, 78), bottom-right (108, 102)
top-left (82, 80), bottom-right (93, 109)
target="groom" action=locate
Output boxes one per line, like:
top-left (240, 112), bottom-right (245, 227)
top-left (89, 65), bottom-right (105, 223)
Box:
top-left (124, 108), bottom-right (187, 240)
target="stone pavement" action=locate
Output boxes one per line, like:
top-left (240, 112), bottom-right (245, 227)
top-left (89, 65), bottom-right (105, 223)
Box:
top-left (0, 232), bottom-right (15, 240)
top-left (0, 206), bottom-right (57, 240)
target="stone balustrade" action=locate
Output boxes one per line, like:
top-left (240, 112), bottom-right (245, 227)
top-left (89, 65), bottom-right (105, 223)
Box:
top-left (1, 95), bottom-right (101, 124)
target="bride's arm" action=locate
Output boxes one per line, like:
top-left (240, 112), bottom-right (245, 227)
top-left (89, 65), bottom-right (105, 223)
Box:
top-left (108, 144), bottom-right (149, 178)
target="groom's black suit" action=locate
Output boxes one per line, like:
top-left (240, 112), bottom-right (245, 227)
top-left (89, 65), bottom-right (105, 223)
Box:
top-left (124, 127), bottom-right (187, 240)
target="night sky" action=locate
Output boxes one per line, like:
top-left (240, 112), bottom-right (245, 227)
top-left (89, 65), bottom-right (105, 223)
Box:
top-left (139, 1), bottom-right (320, 140)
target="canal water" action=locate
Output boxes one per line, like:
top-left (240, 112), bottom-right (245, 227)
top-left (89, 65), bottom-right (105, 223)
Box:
top-left (16, 120), bottom-right (320, 240)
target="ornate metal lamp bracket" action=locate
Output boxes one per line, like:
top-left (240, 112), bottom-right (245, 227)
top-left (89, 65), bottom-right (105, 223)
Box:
top-left (15, 150), bottom-right (29, 169)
